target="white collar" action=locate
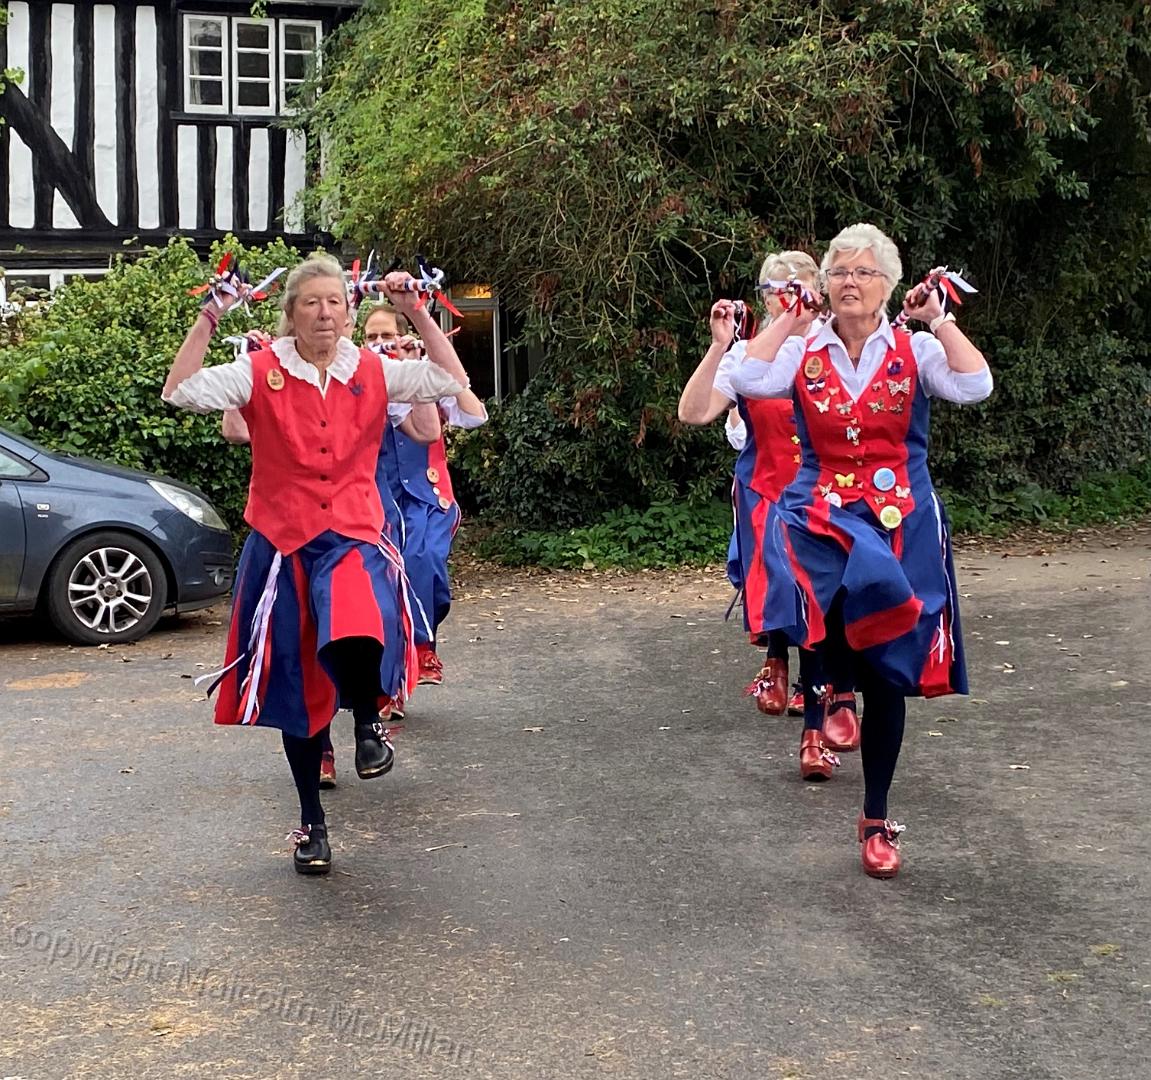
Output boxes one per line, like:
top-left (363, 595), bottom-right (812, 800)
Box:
top-left (809, 315), bottom-right (895, 354)
top-left (271, 337), bottom-right (361, 389)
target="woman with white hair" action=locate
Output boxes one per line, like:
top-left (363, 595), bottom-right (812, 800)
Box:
top-left (679, 251), bottom-right (858, 777)
top-left (163, 253), bottom-right (463, 876)
top-left (730, 223), bottom-right (992, 878)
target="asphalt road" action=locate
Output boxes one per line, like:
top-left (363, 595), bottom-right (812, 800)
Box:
top-left (2, 531), bottom-right (1150, 1080)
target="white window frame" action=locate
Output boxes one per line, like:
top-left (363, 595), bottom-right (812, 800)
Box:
top-left (231, 17), bottom-right (277, 117)
top-left (278, 19), bottom-right (323, 115)
top-left (183, 13), bottom-right (229, 116)
top-left (183, 15), bottom-right (323, 116)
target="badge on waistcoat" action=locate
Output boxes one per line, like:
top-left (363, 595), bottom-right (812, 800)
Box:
top-left (267, 368), bottom-right (285, 391)
top-left (804, 356), bottom-right (824, 380)
top-left (438, 496), bottom-right (452, 510)
top-left (879, 505), bottom-right (903, 530)
top-left (427, 467), bottom-right (441, 484)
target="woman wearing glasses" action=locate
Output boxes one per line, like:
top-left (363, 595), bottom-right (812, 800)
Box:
top-left (679, 252), bottom-right (860, 780)
top-left (730, 223), bottom-right (992, 878)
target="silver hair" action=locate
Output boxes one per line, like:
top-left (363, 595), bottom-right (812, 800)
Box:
top-left (757, 249), bottom-right (819, 287)
top-left (276, 252), bottom-right (348, 336)
top-left (820, 223), bottom-right (902, 299)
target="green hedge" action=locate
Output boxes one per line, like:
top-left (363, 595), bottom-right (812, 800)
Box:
top-left (0, 237), bottom-right (295, 530)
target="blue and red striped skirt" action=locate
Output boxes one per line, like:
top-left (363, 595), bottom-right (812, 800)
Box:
top-left (761, 491), bottom-right (967, 697)
top-left (211, 529), bottom-right (417, 738)
top-left (732, 477), bottom-right (781, 641)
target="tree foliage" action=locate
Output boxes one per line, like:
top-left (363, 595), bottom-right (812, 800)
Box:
top-left (306, 0), bottom-right (1151, 527)
top-left (0, 237), bottom-right (296, 529)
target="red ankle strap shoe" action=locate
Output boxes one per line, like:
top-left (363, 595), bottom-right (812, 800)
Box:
top-left (857, 815), bottom-right (905, 879)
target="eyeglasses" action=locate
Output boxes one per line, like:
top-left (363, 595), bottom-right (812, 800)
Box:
top-left (825, 267), bottom-right (887, 283)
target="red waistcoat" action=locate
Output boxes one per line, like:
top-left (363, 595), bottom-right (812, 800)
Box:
top-left (241, 346), bottom-right (389, 555)
top-left (737, 397), bottom-right (800, 502)
top-left (793, 331), bottom-right (919, 522)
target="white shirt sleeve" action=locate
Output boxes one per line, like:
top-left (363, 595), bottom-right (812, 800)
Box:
top-left (381, 357), bottom-right (464, 403)
top-left (729, 336), bottom-right (806, 399)
top-left (388, 402), bottom-right (413, 426)
top-left (440, 395), bottom-right (488, 430)
top-left (911, 331), bottom-right (994, 403)
top-left (162, 356), bottom-right (254, 414)
top-left (725, 414), bottom-right (747, 451)
top-left (711, 342), bottom-right (742, 405)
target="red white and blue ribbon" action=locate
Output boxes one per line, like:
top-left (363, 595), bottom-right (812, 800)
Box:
top-left (729, 300), bottom-right (755, 344)
top-left (757, 277), bottom-right (822, 314)
top-left (189, 253), bottom-right (286, 317)
top-left (349, 254), bottom-right (463, 318)
top-left (893, 266), bottom-right (977, 328)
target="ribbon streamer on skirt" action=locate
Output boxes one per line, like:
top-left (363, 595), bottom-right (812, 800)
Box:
top-left (193, 552), bottom-right (284, 727)
top-left (893, 266), bottom-right (977, 329)
top-left (376, 531), bottom-right (429, 700)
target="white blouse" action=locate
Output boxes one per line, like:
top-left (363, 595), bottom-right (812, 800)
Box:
top-left (388, 397), bottom-right (489, 431)
top-left (730, 317), bottom-right (993, 404)
top-left (163, 336), bottom-right (463, 414)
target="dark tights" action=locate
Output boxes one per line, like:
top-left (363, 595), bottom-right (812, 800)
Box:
top-left (800, 647), bottom-right (827, 732)
top-left (282, 728), bottom-right (328, 827)
top-left (857, 664), bottom-right (906, 824)
top-left (819, 600), bottom-right (906, 830)
top-left (282, 636), bottom-right (384, 827)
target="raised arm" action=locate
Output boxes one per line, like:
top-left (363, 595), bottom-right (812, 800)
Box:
top-left (164, 308), bottom-right (220, 399)
top-left (678, 301), bottom-right (739, 425)
top-left (162, 291), bottom-right (254, 413)
top-left (902, 286), bottom-right (988, 374)
top-left (383, 271), bottom-right (485, 417)
top-left (222, 410), bottom-right (251, 445)
top-left (398, 403), bottom-right (443, 445)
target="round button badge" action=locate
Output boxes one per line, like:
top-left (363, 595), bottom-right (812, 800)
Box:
top-left (826, 492), bottom-right (843, 508)
top-left (873, 467), bottom-right (896, 492)
top-left (879, 505), bottom-right (903, 530)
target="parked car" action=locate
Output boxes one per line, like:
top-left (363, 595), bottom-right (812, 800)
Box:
top-left (0, 427), bottom-right (234, 644)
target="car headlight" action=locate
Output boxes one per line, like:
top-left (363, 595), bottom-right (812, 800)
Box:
top-left (149, 480), bottom-right (228, 532)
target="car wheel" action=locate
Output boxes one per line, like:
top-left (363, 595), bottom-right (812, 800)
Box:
top-left (45, 531), bottom-right (169, 645)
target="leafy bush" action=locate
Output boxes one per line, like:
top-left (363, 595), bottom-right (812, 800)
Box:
top-left (472, 499), bottom-right (734, 570)
top-left (303, 0), bottom-right (1151, 528)
top-left (0, 236), bottom-right (297, 529)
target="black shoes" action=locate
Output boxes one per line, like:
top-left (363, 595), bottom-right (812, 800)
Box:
top-left (355, 722), bottom-right (395, 780)
top-left (291, 824), bottom-right (331, 875)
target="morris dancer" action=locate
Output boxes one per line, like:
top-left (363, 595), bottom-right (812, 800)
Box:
top-left (363, 302), bottom-right (488, 687)
top-left (679, 252), bottom-right (858, 780)
top-left (731, 224), bottom-right (992, 877)
top-left (164, 254), bottom-right (464, 876)
top-left (220, 304), bottom-right (444, 791)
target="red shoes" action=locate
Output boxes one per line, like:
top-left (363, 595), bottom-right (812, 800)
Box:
top-left (745, 657), bottom-right (788, 715)
top-left (799, 729), bottom-right (840, 781)
top-left (858, 815), bottom-right (906, 878)
top-left (822, 692), bottom-right (860, 751)
top-left (319, 750), bottom-right (337, 790)
top-left (786, 685), bottom-right (804, 716)
top-left (417, 646), bottom-right (444, 686)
